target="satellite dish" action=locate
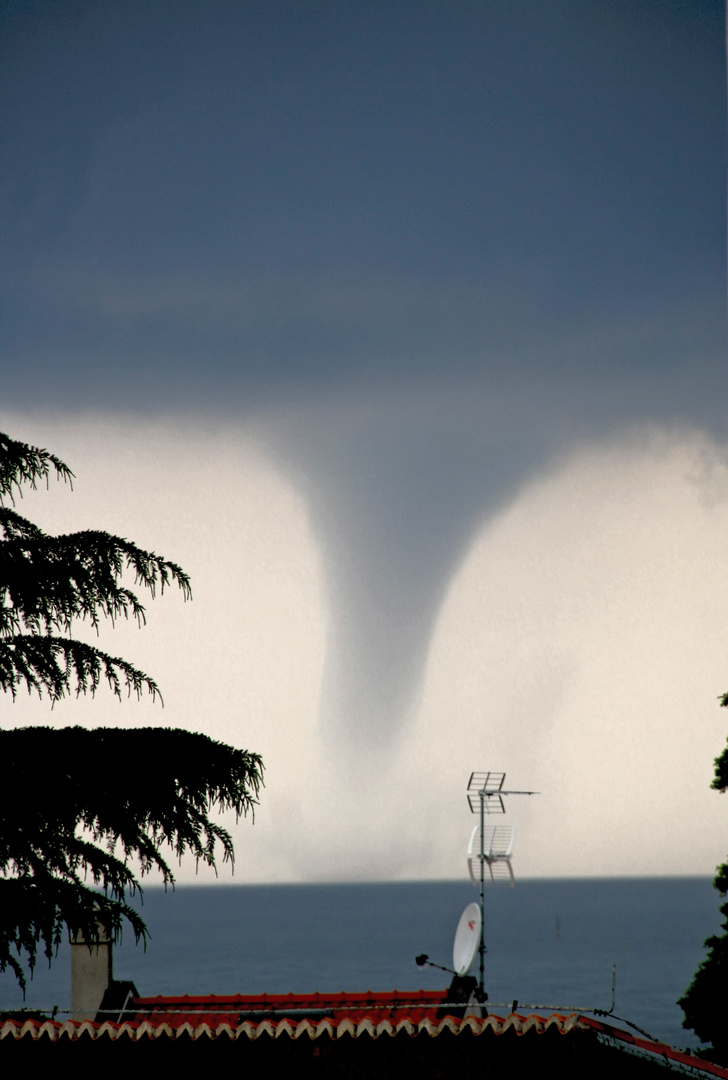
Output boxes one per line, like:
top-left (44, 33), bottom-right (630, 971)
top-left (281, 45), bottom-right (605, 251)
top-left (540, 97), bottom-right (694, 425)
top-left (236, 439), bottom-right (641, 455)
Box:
top-left (452, 902), bottom-right (481, 976)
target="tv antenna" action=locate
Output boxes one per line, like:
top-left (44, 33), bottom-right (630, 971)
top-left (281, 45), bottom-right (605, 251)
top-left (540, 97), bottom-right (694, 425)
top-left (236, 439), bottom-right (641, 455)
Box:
top-left (467, 771), bottom-right (538, 996)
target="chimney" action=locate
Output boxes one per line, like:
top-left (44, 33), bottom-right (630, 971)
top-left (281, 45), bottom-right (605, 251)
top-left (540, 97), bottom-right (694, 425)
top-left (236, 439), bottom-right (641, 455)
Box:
top-left (70, 922), bottom-right (113, 1022)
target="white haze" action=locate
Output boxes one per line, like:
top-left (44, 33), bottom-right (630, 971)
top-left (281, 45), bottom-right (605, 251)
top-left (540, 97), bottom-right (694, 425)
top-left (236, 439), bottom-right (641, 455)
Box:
top-left (2, 412), bottom-right (727, 884)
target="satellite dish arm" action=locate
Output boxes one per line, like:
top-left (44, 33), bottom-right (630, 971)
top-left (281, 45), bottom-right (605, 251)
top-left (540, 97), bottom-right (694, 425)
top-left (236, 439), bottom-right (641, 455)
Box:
top-left (415, 954), bottom-right (456, 976)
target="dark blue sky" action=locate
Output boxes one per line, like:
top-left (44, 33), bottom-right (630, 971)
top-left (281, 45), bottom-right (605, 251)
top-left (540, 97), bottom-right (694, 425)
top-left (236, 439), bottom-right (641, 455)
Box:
top-left (1, 0), bottom-right (725, 748)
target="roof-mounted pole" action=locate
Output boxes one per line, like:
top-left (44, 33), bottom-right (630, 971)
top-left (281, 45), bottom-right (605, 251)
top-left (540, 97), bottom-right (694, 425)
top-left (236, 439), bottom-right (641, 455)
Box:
top-left (466, 772), bottom-right (538, 997)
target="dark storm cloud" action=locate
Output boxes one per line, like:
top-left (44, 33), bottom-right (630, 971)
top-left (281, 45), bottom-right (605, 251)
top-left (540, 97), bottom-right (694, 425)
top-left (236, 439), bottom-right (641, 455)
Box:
top-left (1, 0), bottom-right (724, 746)
top-left (2, 0), bottom-right (723, 406)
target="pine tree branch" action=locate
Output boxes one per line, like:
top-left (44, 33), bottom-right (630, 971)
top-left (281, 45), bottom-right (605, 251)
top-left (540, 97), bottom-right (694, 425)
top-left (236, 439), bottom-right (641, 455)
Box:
top-left (711, 696), bottom-right (728, 794)
top-left (0, 637), bottom-right (163, 702)
top-left (0, 508), bottom-right (44, 541)
top-left (0, 432), bottom-right (73, 504)
top-left (0, 877), bottom-right (148, 994)
top-left (0, 527), bottom-right (191, 638)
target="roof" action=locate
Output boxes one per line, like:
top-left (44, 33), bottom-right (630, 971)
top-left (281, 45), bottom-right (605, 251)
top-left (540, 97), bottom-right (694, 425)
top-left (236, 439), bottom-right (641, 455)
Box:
top-left (1, 989), bottom-right (725, 1075)
top-left (0, 994), bottom-right (583, 1042)
top-left (2, 990), bottom-right (727, 1077)
top-left (131, 988), bottom-right (450, 1029)
top-left (578, 1016), bottom-right (728, 1079)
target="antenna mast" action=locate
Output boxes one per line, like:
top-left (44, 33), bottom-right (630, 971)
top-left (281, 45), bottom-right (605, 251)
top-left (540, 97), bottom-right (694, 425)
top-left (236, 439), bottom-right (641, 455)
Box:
top-left (466, 771), bottom-right (538, 997)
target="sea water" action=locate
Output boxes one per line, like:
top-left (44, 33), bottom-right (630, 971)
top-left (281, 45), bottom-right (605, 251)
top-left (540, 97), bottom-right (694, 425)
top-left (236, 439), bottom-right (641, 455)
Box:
top-left (0, 877), bottom-right (720, 1051)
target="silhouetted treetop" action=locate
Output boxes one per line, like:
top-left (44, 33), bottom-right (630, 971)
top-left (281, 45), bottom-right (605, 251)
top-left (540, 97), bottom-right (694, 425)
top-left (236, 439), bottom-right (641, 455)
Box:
top-left (678, 693), bottom-right (728, 1062)
top-left (0, 431), bottom-right (264, 994)
top-left (0, 726), bottom-right (263, 991)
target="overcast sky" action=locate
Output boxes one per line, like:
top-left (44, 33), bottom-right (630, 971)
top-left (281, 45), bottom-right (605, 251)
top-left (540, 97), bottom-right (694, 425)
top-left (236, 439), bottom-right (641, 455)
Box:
top-left (1, 0), bottom-right (726, 884)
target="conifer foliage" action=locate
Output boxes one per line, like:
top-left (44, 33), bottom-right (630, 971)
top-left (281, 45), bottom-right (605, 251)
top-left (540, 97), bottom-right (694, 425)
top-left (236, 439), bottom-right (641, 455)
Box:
top-left (0, 726), bottom-right (263, 991)
top-left (0, 430), bottom-right (191, 702)
top-left (0, 432), bottom-right (263, 991)
top-left (678, 693), bottom-right (728, 1063)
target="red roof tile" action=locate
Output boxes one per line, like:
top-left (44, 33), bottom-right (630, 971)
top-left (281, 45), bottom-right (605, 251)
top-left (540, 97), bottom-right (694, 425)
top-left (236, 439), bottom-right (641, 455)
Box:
top-left (0, 1006), bottom-right (583, 1044)
top-left (2, 991), bottom-right (727, 1078)
top-left (130, 988), bottom-right (449, 1028)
